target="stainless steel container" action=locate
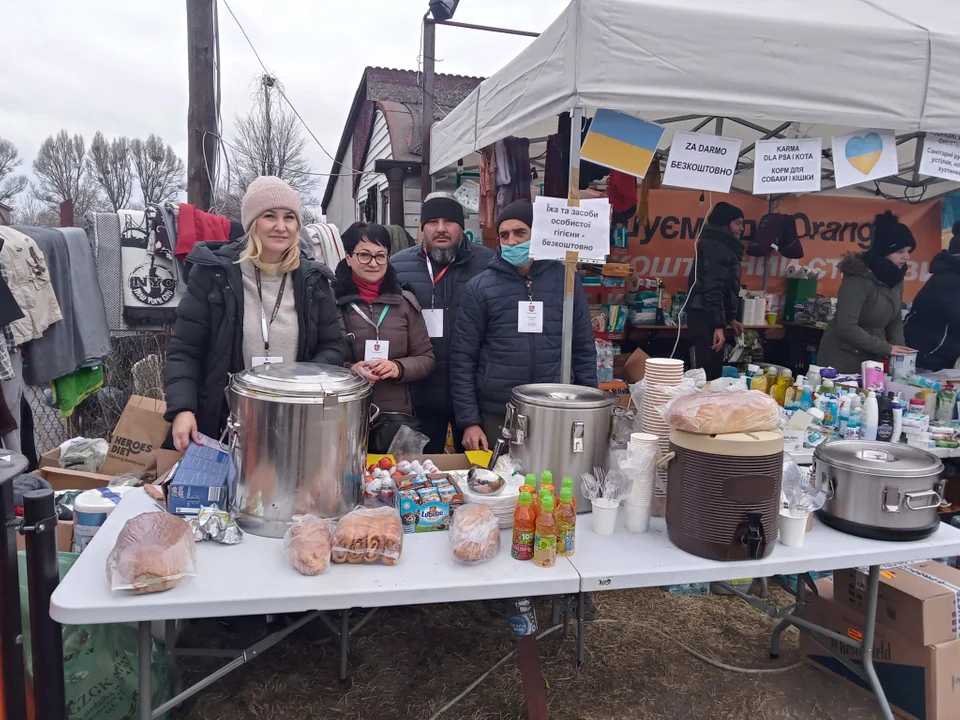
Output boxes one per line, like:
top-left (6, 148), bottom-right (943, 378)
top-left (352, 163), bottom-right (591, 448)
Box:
top-left (226, 363), bottom-right (374, 537)
top-left (813, 440), bottom-right (945, 541)
top-left (504, 384), bottom-right (614, 511)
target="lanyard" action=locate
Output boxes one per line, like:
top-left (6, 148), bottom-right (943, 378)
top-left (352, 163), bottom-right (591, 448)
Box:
top-left (425, 252), bottom-right (451, 308)
top-left (350, 303), bottom-right (390, 340)
top-left (255, 268), bottom-right (287, 352)
top-left (525, 277), bottom-right (533, 302)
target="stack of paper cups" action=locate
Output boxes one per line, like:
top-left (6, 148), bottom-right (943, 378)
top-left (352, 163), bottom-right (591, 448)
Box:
top-left (640, 358), bottom-right (683, 517)
top-left (624, 433), bottom-right (657, 532)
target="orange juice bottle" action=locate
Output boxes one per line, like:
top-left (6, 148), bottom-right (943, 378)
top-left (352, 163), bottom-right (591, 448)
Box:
top-left (541, 483), bottom-right (556, 501)
top-left (555, 487), bottom-right (576, 557)
top-left (511, 491), bottom-right (536, 561)
top-left (540, 470), bottom-right (553, 491)
top-left (560, 476), bottom-right (577, 513)
top-left (534, 494), bottom-right (557, 568)
top-left (524, 474), bottom-right (540, 516)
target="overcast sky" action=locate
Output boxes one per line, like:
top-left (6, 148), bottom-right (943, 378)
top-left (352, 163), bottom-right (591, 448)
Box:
top-left (1, 0), bottom-right (570, 207)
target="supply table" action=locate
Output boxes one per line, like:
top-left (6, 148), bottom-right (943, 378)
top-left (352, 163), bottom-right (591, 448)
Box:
top-left (51, 490), bottom-right (581, 720)
top-left (567, 514), bottom-right (960, 720)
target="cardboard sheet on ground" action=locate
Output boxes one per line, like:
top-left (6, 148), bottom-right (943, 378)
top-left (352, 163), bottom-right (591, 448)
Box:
top-left (830, 129), bottom-right (898, 189)
top-left (530, 196), bottom-right (610, 262)
top-left (663, 131), bottom-right (742, 193)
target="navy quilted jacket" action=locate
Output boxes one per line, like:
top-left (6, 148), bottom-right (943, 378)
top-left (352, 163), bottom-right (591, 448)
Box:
top-left (390, 240), bottom-right (496, 412)
top-left (450, 255), bottom-right (598, 428)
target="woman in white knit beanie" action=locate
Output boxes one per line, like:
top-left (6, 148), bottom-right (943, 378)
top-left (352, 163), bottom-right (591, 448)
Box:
top-left (165, 176), bottom-right (345, 450)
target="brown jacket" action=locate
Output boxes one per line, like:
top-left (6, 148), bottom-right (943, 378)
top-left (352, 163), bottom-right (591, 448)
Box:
top-left (334, 260), bottom-right (436, 415)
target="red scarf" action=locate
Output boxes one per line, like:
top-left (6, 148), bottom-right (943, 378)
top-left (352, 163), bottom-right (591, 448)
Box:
top-left (354, 276), bottom-right (382, 304)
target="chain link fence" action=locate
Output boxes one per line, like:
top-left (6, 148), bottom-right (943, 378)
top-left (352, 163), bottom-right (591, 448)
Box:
top-left (28, 331), bottom-right (170, 455)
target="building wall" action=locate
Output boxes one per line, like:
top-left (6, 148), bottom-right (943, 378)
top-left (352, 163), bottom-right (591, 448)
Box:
top-left (325, 138), bottom-right (356, 233)
top-left (356, 110), bottom-right (392, 224)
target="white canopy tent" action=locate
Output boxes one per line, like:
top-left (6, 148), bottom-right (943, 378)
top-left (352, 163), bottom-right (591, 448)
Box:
top-left (430, 0), bottom-right (960, 200)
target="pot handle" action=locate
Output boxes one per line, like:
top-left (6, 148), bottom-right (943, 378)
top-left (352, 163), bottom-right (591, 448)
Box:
top-left (369, 403), bottom-right (381, 424)
top-left (655, 451), bottom-right (675, 469)
top-left (813, 467), bottom-right (835, 500)
top-left (502, 402), bottom-right (516, 440)
top-left (221, 414), bottom-right (241, 452)
top-left (904, 489), bottom-right (943, 511)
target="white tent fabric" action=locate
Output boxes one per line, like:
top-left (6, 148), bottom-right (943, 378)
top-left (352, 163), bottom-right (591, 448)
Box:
top-left (431, 0), bottom-right (960, 174)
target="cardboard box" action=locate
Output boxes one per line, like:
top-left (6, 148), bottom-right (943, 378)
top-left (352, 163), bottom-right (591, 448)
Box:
top-left (36, 453), bottom-right (113, 492)
top-left (800, 579), bottom-right (960, 720)
top-left (835, 562), bottom-right (960, 647)
top-left (99, 395), bottom-right (170, 477)
top-left (167, 443), bottom-right (232, 516)
top-left (622, 348), bottom-right (651, 385)
top-left (600, 380), bottom-right (632, 409)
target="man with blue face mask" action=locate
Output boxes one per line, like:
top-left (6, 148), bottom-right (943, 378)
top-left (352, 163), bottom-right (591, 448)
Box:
top-left (450, 199), bottom-right (598, 451)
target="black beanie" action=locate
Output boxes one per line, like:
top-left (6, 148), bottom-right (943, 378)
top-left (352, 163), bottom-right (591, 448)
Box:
top-left (869, 210), bottom-right (916, 256)
top-left (707, 201), bottom-right (744, 227)
top-left (496, 199), bottom-right (534, 232)
top-left (420, 196), bottom-right (464, 228)
top-left (950, 221), bottom-right (960, 255)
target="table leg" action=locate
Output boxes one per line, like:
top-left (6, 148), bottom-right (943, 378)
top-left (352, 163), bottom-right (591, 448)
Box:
top-left (861, 566), bottom-right (895, 720)
top-left (139, 621), bottom-right (152, 720)
top-left (165, 620), bottom-right (182, 695)
top-left (577, 591), bottom-right (585, 666)
top-left (339, 610), bottom-right (350, 682)
top-left (770, 578), bottom-right (805, 659)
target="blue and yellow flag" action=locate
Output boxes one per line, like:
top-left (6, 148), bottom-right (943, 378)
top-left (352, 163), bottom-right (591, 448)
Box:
top-left (580, 109), bottom-right (665, 179)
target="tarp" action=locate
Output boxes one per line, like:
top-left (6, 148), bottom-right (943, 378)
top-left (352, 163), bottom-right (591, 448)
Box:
top-left (431, 0), bottom-right (960, 173)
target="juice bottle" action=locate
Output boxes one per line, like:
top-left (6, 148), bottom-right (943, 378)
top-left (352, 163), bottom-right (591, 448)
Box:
top-left (511, 491), bottom-right (535, 561)
top-left (560, 476), bottom-right (577, 513)
top-left (534, 494), bottom-right (557, 568)
top-left (541, 483), bottom-right (556, 500)
top-left (554, 487), bottom-right (576, 557)
top-left (539, 470), bottom-right (553, 491)
top-left (524, 474), bottom-right (540, 516)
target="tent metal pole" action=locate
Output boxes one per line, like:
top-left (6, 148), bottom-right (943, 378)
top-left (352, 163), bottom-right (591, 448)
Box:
top-left (561, 107), bottom-right (583, 385)
top-left (912, 133), bottom-right (926, 183)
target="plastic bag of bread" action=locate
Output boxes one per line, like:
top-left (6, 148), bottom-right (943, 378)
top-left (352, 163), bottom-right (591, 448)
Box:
top-left (106, 511), bottom-right (196, 593)
top-left (284, 515), bottom-right (334, 575)
top-left (662, 389), bottom-right (781, 435)
top-left (331, 506), bottom-right (403, 566)
top-left (449, 505), bottom-right (500, 564)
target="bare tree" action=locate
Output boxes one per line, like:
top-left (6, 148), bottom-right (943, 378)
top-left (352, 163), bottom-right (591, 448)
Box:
top-left (11, 192), bottom-right (59, 227)
top-left (0, 137), bottom-right (29, 205)
top-left (130, 134), bottom-right (186, 205)
top-left (32, 130), bottom-right (102, 220)
top-left (88, 132), bottom-right (134, 211)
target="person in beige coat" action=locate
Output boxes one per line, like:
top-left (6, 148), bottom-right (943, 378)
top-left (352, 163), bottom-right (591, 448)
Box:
top-left (334, 222), bottom-right (435, 416)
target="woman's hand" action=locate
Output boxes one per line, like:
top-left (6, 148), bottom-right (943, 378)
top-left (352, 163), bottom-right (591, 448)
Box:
top-left (890, 345), bottom-right (917, 356)
top-left (351, 362), bottom-right (379, 383)
top-left (462, 425), bottom-right (489, 452)
top-left (172, 411), bottom-right (200, 452)
top-left (711, 328), bottom-right (726, 351)
top-left (368, 359), bottom-right (401, 379)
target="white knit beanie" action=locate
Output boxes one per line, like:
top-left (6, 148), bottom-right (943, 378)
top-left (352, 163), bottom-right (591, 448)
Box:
top-left (241, 176), bottom-right (303, 232)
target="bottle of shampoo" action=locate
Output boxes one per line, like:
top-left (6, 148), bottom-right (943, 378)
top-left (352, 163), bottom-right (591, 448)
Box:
top-left (862, 390), bottom-right (879, 441)
top-left (876, 393), bottom-right (894, 442)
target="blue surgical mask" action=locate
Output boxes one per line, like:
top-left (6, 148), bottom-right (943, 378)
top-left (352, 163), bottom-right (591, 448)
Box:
top-left (500, 241), bottom-right (531, 267)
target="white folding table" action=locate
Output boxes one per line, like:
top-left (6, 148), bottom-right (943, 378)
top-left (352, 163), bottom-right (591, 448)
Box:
top-left (567, 514), bottom-right (960, 720)
top-left (51, 490), bottom-right (580, 720)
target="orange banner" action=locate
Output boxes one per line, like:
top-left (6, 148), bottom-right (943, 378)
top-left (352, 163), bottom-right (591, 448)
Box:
top-left (611, 190), bottom-right (943, 301)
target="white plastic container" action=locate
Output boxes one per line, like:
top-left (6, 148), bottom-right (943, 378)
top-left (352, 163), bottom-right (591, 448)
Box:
top-left (73, 486), bottom-right (132, 553)
top-left (779, 510), bottom-right (808, 547)
top-left (862, 390), bottom-right (879, 442)
top-left (891, 352), bottom-right (917, 381)
top-left (624, 499), bottom-right (652, 533)
top-left (590, 498), bottom-right (620, 535)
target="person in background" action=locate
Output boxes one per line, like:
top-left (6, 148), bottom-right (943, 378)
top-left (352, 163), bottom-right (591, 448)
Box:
top-left (904, 222), bottom-right (960, 371)
top-left (818, 211), bottom-right (916, 374)
top-left (684, 201), bottom-right (746, 381)
top-left (333, 221), bottom-right (435, 415)
top-left (165, 176), bottom-right (344, 450)
top-left (451, 199), bottom-right (597, 451)
top-left (391, 194), bottom-right (496, 452)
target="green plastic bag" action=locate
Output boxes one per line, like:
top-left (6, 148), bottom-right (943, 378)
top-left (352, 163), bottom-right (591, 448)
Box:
top-left (18, 551), bottom-right (173, 719)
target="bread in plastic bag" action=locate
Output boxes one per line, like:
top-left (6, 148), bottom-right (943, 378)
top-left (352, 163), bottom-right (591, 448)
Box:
top-left (662, 390), bottom-right (781, 435)
top-left (284, 515), bottom-right (334, 575)
top-left (449, 504), bottom-right (500, 564)
top-left (331, 506), bottom-right (403, 566)
top-left (106, 512), bottom-right (196, 593)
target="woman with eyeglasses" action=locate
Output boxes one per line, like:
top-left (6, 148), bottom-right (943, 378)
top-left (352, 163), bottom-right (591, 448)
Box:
top-left (334, 222), bottom-right (435, 438)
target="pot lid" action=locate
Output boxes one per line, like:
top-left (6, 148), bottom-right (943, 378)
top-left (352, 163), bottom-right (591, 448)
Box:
top-left (512, 383), bottom-right (614, 410)
top-left (814, 440), bottom-right (943, 477)
top-left (230, 362), bottom-right (369, 400)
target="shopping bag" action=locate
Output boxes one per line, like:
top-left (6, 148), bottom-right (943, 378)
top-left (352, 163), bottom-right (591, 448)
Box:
top-left (99, 396), bottom-right (170, 478)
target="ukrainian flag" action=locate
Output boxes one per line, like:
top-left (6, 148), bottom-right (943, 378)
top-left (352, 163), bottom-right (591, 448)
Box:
top-left (580, 109), bottom-right (665, 179)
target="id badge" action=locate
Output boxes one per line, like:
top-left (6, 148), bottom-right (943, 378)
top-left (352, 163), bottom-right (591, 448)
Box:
top-left (252, 356), bottom-right (283, 367)
top-left (422, 309), bottom-right (444, 338)
top-left (518, 301), bottom-right (544, 333)
top-left (364, 339), bottom-right (390, 361)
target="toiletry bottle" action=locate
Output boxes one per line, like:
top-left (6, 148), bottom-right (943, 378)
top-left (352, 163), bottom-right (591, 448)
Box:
top-left (784, 378), bottom-right (803, 411)
top-left (838, 394), bottom-right (852, 435)
top-left (876, 393), bottom-right (894, 442)
top-left (798, 385), bottom-right (814, 412)
top-left (891, 396), bottom-right (903, 444)
top-left (863, 390), bottom-right (879, 441)
top-left (845, 408), bottom-right (862, 440)
top-left (775, 369), bottom-right (793, 407)
top-left (806, 364), bottom-right (822, 389)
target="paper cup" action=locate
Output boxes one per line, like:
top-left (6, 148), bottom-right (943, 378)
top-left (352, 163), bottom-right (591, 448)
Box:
top-left (624, 500), bottom-right (652, 532)
top-left (779, 511), bottom-right (808, 547)
top-left (766, 312), bottom-right (777, 326)
top-left (591, 498), bottom-right (620, 535)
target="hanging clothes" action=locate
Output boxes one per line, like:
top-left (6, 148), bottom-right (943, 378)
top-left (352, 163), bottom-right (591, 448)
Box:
top-left (86, 211), bottom-right (129, 334)
top-left (118, 209), bottom-right (180, 327)
top-left (387, 225), bottom-right (415, 256)
top-left (0, 227), bottom-right (62, 346)
top-left (303, 223), bottom-right (346, 270)
top-left (51, 364), bottom-right (104, 418)
top-left (175, 203), bottom-right (232, 260)
top-left (543, 134), bottom-right (566, 198)
top-left (60, 227), bottom-right (113, 363)
top-left (1, 351), bottom-right (23, 452)
top-left (479, 146), bottom-right (497, 229)
top-left (608, 171), bottom-right (638, 215)
top-left (508, 137), bottom-right (532, 204)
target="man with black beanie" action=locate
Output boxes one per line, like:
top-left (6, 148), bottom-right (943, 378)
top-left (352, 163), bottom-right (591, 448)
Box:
top-left (684, 201), bottom-right (746, 380)
top-left (391, 194), bottom-right (496, 452)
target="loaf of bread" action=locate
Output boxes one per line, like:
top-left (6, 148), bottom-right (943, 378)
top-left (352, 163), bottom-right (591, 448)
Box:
top-left (664, 390), bottom-right (781, 435)
top-left (450, 505), bottom-right (500, 564)
top-left (284, 516), bottom-right (334, 575)
top-left (332, 506), bottom-right (403, 566)
top-left (106, 512), bottom-right (196, 594)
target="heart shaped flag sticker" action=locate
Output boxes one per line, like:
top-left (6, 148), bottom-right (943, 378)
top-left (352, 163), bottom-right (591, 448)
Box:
top-left (844, 132), bottom-right (884, 175)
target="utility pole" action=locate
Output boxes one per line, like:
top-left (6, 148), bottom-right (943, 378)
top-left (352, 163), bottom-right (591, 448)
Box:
top-left (186, 0), bottom-right (218, 210)
top-left (263, 74), bottom-right (275, 176)
top-left (420, 17), bottom-right (436, 200)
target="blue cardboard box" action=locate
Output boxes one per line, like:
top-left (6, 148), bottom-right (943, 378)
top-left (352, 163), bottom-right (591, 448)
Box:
top-left (167, 442), bottom-right (234, 516)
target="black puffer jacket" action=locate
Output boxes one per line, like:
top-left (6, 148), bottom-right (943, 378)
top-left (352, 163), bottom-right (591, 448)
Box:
top-left (450, 255), bottom-right (597, 429)
top-left (164, 240), bottom-right (345, 438)
top-left (685, 223), bottom-right (744, 329)
top-left (905, 250), bottom-right (960, 371)
top-left (390, 240), bottom-right (496, 412)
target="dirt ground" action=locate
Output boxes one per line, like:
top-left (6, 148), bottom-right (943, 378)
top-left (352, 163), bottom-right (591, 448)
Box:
top-left (173, 585), bottom-right (885, 720)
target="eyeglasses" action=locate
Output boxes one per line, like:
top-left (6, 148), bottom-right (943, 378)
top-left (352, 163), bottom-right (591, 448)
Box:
top-left (353, 251), bottom-right (389, 265)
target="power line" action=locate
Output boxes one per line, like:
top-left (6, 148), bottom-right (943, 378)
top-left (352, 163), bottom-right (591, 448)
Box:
top-left (204, 132), bottom-right (373, 178)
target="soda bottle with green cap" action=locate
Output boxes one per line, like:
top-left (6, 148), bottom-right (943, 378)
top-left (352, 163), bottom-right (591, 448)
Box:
top-left (512, 491), bottom-right (535, 560)
top-left (555, 487), bottom-right (576, 557)
top-left (540, 470), bottom-right (553, 491)
top-left (534, 494), bottom-right (557, 568)
top-left (560, 476), bottom-right (577, 513)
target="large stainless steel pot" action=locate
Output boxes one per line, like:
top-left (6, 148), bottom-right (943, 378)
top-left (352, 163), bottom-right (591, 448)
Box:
top-left (226, 363), bottom-right (374, 537)
top-left (504, 384), bottom-right (614, 511)
top-left (813, 440), bottom-right (945, 541)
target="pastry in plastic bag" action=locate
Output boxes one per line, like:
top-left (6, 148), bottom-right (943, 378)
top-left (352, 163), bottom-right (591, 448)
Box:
top-left (450, 505), bottom-right (500, 564)
top-left (106, 512), bottom-right (196, 594)
top-left (663, 390), bottom-right (781, 435)
top-left (284, 515), bottom-right (334, 575)
top-left (331, 506), bottom-right (403, 566)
